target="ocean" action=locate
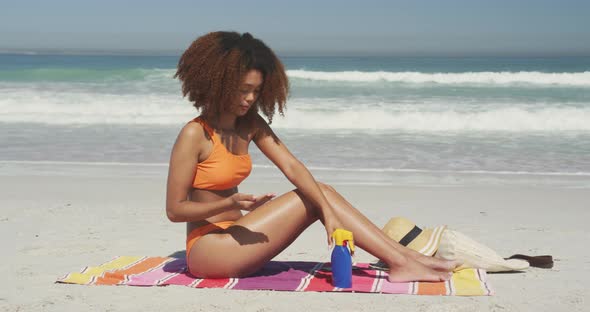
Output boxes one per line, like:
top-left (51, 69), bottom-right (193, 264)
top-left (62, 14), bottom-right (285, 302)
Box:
top-left (1, 54), bottom-right (589, 187)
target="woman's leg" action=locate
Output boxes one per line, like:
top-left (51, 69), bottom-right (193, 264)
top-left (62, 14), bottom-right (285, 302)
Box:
top-left (319, 183), bottom-right (459, 271)
top-left (189, 183), bottom-right (453, 282)
top-left (188, 189), bottom-right (318, 278)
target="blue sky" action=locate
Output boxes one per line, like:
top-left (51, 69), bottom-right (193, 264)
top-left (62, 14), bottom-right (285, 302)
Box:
top-left (1, 0), bottom-right (589, 56)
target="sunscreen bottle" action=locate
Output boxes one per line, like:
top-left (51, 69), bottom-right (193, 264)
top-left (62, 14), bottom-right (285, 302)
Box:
top-left (331, 229), bottom-right (355, 288)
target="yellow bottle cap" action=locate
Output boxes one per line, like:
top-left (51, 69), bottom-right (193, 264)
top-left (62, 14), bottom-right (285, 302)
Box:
top-left (332, 229), bottom-right (355, 253)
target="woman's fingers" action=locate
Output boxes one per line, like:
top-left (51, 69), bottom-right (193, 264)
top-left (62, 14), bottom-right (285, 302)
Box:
top-left (232, 193), bottom-right (255, 203)
top-left (231, 193), bottom-right (256, 211)
top-left (323, 213), bottom-right (343, 247)
top-left (239, 193), bottom-right (256, 201)
top-left (235, 193), bottom-right (277, 211)
top-left (241, 193), bottom-right (277, 211)
top-left (251, 195), bottom-right (273, 208)
top-left (255, 193), bottom-right (276, 201)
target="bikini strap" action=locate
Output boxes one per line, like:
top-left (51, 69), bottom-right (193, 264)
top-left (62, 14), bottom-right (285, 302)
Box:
top-left (192, 117), bottom-right (218, 143)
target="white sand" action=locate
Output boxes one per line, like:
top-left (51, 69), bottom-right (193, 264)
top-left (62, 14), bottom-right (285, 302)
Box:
top-left (1, 162), bottom-right (589, 311)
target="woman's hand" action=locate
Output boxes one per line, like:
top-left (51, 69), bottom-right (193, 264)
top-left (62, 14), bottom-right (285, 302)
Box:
top-left (230, 193), bottom-right (276, 211)
top-left (322, 209), bottom-right (344, 247)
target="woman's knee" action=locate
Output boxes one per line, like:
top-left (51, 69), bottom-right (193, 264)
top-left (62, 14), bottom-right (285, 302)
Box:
top-left (317, 181), bottom-right (336, 193)
top-left (289, 189), bottom-right (320, 221)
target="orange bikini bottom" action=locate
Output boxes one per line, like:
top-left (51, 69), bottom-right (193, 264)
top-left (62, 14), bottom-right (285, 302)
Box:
top-left (186, 221), bottom-right (235, 260)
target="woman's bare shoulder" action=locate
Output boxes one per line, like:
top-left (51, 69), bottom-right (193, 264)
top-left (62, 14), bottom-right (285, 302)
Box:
top-left (181, 120), bottom-right (207, 137)
top-left (174, 120), bottom-right (209, 152)
top-left (251, 113), bottom-right (271, 133)
top-left (251, 114), bottom-right (279, 142)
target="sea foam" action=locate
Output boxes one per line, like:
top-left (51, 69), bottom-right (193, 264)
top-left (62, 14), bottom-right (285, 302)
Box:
top-left (1, 90), bottom-right (589, 131)
top-left (288, 70), bottom-right (590, 87)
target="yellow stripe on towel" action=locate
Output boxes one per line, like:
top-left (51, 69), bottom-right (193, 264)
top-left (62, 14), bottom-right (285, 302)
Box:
top-left (451, 268), bottom-right (488, 296)
top-left (59, 256), bottom-right (144, 285)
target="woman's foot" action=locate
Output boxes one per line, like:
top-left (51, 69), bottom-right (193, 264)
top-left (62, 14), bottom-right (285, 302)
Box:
top-left (387, 258), bottom-right (452, 283)
top-left (414, 255), bottom-right (461, 272)
top-left (402, 248), bottom-right (461, 271)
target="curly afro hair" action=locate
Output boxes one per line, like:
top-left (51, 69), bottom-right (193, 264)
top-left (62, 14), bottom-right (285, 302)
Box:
top-left (174, 31), bottom-right (289, 124)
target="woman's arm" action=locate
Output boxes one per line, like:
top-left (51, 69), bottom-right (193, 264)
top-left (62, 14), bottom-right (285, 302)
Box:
top-left (165, 123), bottom-right (236, 222)
top-left (253, 115), bottom-right (341, 243)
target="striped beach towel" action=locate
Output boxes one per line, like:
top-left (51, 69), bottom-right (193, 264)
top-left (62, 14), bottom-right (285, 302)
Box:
top-left (57, 256), bottom-right (493, 296)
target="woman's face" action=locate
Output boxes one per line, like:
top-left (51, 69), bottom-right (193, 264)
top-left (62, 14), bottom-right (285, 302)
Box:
top-left (232, 69), bottom-right (263, 116)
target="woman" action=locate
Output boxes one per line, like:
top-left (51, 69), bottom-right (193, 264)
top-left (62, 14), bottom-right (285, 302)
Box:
top-left (166, 31), bottom-right (458, 282)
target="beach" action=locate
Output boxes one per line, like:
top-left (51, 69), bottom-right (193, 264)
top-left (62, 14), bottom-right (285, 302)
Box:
top-left (1, 53), bottom-right (589, 311)
top-left (1, 162), bottom-right (588, 311)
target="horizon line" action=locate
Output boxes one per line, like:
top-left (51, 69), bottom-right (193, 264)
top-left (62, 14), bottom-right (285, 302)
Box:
top-left (1, 47), bottom-right (590, 58)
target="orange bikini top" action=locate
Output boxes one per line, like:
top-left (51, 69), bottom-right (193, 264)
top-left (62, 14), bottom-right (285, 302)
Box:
top-left (191, 117), bottom-right (252, 190)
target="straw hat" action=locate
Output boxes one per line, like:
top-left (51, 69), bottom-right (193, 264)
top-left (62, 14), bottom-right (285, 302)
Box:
top-left (381, 217), bottom-right (446, 256)
top-left (435, 229), bottom-right (529, 272)
top-left (372, 217), bottom-right (530, 273)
